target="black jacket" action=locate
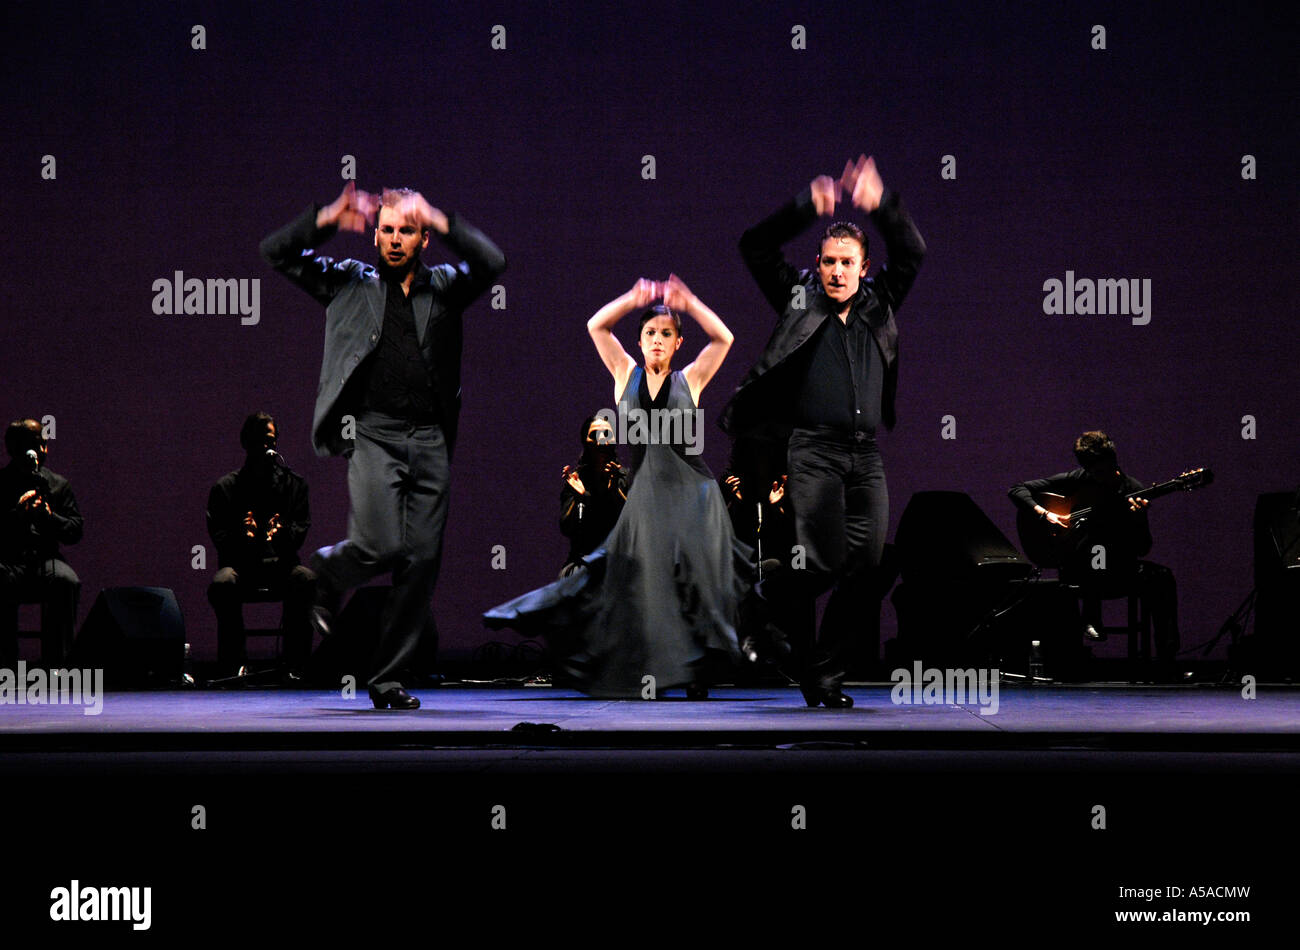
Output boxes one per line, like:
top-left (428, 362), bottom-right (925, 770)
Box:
top-left (0, 463), bottom-right (83, 563)
top-left (260, 204), bottom-right (506, 459)
top-left (719, 186), bottom-right (925, 441)
top-left (206, 463), bottom-right (310, 571)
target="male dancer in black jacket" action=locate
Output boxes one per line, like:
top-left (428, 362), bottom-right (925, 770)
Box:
top-left (721, 155), bottom-right (925, 708)
top-left (261, 182), bottom-right (505, 709)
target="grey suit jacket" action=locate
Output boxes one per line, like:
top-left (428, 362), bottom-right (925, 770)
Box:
top-left (260, 204), bottom-right (506, 458)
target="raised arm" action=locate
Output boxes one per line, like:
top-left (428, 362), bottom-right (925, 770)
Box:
top-left (586, 279), bottom-right (658, 400)
top-left (738, 182), bottom-right (823, 315)
top-left (259, 182), bottom-right (379, 305)
top-left (397, 191), bottom-right (507, 310)
top-left (840, 154), bottom-right (926, 312)
top-left (666, 274), bottom-right (733, 403)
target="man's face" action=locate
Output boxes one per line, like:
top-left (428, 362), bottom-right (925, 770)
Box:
top-left (248, 421), bottom-right (277, 462)
top-left (639, 316), bottom-right (683, 367)
top-left (374, 205), bottom-right (429, 271)
top-left (817, 236), bottom-right (868, 306)
top-left (1084, 460), bottom-right (1122, 489)
top-left (587, 419), bottom-right (614, 446)
top-left (11, 437), bottom-right (46, 465)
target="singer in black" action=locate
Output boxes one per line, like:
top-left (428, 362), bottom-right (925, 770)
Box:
top-left (0, 419), bottom-right (83, 666)
top-left (206, 412), bottom-right (315, 679)
top-left (559, 415), bottom-right (630, 577)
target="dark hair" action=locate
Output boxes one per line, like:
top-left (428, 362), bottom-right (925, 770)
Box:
top-left (637, 304), bottom-right (682, 335)
top-left (579, 414), bottom-right (602, 444)
top-left (819, 221), bottom-right (868, 259)
top-left (239, 412), bottom-right (277, 454)
top-left (4, 418), bottom-right (42, 458)
top-left (1073, 430), bottom-right (1118, 468)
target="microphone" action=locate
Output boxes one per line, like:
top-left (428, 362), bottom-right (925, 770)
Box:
top-left (25, 449), bottom-right (39, 470)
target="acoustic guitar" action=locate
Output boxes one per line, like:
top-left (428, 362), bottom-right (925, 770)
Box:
top-left (1016, 468), bottom-right (1213, 568)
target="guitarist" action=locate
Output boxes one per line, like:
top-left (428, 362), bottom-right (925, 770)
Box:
top-left (1009, 430), bottom-right (1180, 680)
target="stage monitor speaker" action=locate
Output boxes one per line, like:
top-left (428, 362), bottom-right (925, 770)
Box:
top-left (895, 491), bottom-right (1032, 585)
top-left (1253, 491), bottom-right (1300, 652)
top-left (74, 586), bottom-right (185, 686)
top-left (1254, 491), bottom-right (1300, 580)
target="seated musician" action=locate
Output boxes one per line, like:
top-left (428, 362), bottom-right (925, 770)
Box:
top-left (559, 415), bottom-right (630, 577)
top-left (1009, 430), bottom-right (1179, 680)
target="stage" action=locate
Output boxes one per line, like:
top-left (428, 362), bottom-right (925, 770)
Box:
top-left (3, 681), bottom-right (1294, 934)
top-left (2, 682), bottom-right (1299, 757)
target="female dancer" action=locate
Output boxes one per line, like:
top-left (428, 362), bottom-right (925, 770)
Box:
top-left (485, 275), bottom-right (750, 698)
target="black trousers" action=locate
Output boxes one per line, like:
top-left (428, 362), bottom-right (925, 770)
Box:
top-left (774, 428), bottom-right (888, 690)
top-left (207, 564), bottom-right (317, 674)
top-left (311, 413), bottom-right (450, 693)
top-left (0, 558), bottom-right (80, 666)
top-left (1072, 560), bottom-right (1180, 661)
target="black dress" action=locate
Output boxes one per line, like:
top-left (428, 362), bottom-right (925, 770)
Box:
top-left (485, 367), bottom-right (750, 697)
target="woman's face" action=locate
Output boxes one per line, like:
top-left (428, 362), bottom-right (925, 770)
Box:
top-left (639, 315), bottom-right (682, 370)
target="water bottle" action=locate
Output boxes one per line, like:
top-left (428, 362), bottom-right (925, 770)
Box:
top-left (1028, 640), bottom-right (1045, 683)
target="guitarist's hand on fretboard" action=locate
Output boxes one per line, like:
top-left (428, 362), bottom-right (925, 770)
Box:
top-left (1128, 496), bottom-right (1150, 513)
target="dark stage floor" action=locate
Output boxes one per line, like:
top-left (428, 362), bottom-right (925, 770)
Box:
top-left (5, 683), bottom-right (1296, 935)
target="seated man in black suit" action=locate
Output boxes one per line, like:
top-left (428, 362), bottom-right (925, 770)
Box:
top-left (1009, 430), bottom-right (1179, 680)
top-left (206, 412), bottom-right (315, 680)
top-left (0, 419), bottom-right (83, 666)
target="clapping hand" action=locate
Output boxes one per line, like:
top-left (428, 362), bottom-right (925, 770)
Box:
top-left (839, 154), bottom-right (883, 212)
top-left (628, 278), bottom-right (662, 308)
top-left (562, 465), bottom-right (586, 495)
top-left (318, 181), bottom-right (379, 233)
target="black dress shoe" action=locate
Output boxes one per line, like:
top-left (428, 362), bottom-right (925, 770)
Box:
top-left (369, 686), bottom-right (420, 710)
top-left (799, 683), bottom-right (854, 709)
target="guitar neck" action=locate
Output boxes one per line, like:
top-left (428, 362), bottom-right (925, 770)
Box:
top-left (1073, 475), bottom-right (1202, 520)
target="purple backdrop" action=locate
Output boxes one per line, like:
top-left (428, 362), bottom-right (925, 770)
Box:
top-left (3, 1), bottom-right (1296, 662)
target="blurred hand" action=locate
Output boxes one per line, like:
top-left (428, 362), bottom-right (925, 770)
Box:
top-left (839, 154), bottom-right (883, 212)
top-left (562, 465), bottom-right (587, 495)
top-left (810, 175), bottom-right (837, 216)
top-left (395, 191), bottom-right (449, 234)
top-left (318, 181), bottom-right (379, 232)
top-left (628, 278), bottom-right (662, 309)
top-left (662, 273), bottom-right (696, 312)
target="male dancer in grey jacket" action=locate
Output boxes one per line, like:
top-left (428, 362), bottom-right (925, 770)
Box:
top-left (261, 182), bottom-right (505, 709)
